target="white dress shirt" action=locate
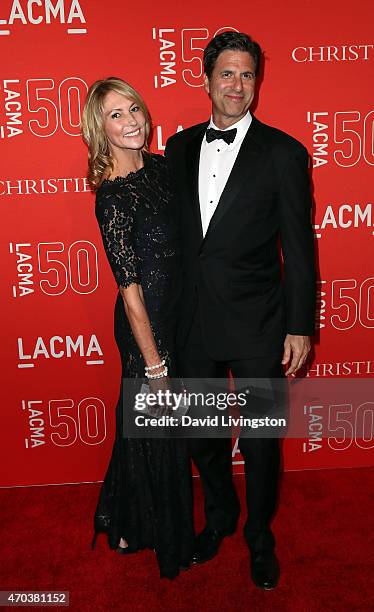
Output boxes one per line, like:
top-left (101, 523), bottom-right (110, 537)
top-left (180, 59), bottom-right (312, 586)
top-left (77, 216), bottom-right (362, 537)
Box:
top-left (198, 111), bottom-right (252, 237)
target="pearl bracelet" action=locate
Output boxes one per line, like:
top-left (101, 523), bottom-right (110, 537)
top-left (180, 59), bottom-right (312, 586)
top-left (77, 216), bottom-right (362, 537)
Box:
top-left (145, 359), bottom-right (166, 372)
top-left (145, 366), bottom-right (168, 379)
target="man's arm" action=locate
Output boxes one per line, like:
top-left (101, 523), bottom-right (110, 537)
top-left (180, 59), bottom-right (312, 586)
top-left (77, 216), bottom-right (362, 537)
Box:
top-left (279, 145), bottom-right (316, 374)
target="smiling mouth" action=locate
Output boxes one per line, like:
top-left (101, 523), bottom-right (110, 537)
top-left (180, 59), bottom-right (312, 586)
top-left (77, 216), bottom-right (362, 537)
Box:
top-left (226, 95), bottom-right (244, 101)
top-left (124, 128), bottom-right (141, 137)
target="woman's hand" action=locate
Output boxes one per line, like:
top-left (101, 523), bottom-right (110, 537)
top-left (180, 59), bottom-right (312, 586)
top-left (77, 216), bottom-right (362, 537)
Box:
top-left (148, 376), bottom-right (174, 417)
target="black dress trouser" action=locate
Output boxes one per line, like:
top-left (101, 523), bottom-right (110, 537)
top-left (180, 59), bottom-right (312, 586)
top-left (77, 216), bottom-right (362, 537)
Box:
top-left (177, 307), bottom-right (283, 554)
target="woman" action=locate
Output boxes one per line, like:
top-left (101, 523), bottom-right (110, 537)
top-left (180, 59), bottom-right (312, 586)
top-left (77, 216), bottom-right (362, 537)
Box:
top-left (81, 77), bottom-right (194, 579)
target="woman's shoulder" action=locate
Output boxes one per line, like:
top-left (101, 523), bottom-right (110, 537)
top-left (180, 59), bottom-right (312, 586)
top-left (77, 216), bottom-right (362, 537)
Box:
top-left (95, 179), bottom-right (125, 212)
top-left (147, 153), bottom-right (172, 185)
top-left (94, 185), bottom-right (111, 218)
top-left (148, 152), bottom-right (168, 170)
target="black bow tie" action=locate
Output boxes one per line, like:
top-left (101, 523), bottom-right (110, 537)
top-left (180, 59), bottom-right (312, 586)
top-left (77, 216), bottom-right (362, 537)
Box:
top-left (206, 127), bottom-right (237, 145)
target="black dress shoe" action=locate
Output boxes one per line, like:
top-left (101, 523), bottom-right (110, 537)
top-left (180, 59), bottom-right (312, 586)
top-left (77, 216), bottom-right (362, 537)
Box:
top-left (250, 550), bottom-right (280, 590)
top-left (192, 527), bottom-right (234, 564)
top-left (179, 561), bottom-right (191, 571)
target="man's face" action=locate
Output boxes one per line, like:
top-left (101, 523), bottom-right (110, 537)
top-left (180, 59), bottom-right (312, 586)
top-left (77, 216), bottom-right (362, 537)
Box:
top-left (204, 50), bottom-right (256, 129)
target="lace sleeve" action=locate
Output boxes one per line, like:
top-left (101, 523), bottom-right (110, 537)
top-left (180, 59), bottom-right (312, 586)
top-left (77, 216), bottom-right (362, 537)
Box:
top-left (95, 194), bottom-right (140, 289)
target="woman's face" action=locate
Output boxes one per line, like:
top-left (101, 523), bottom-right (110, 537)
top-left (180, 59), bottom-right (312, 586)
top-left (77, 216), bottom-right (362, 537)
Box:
top-left (102, 90), bottom-right (146, 154)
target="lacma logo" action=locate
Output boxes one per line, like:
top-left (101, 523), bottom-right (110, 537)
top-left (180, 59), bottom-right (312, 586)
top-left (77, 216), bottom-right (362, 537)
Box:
top-left (17, 334), bottom-right (104, 368)
top-left (0, 0), bottom-right (87, 36)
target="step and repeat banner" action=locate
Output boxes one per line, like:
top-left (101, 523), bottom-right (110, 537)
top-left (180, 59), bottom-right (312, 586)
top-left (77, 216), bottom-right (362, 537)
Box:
top-left (1, 0), bottom-right (373, 487)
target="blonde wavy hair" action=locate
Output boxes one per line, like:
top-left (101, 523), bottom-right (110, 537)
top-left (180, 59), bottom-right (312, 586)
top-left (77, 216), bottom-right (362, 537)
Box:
top-left (81, 77), bottom-right (151, 188)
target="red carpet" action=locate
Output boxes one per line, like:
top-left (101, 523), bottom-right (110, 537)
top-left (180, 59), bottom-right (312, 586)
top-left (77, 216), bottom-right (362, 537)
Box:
top-left (1, 468), bottom-right (373, 611)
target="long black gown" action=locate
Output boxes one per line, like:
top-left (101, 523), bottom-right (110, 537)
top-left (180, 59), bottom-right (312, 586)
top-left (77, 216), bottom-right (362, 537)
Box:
top-left (92, 152), bottom-right (194, 579)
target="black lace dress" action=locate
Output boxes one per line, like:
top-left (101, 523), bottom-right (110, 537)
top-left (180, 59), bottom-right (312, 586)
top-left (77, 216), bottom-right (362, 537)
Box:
top-left (92, 152), bottom-right (194, 579)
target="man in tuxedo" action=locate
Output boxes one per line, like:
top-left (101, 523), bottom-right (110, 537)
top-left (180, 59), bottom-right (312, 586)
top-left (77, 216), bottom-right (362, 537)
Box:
top-left (165, 31), bottom-right (315, 589)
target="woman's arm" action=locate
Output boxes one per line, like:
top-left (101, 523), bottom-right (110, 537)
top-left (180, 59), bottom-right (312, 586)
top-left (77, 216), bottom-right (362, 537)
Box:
top-left (95, 195), bottom-right (164, 373)
top-left (119, 282), bottom-right (162, 369)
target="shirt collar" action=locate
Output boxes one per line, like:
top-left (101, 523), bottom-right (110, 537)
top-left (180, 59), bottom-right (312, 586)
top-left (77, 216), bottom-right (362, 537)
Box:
top-left (207, 111), bottom-right (252, 146)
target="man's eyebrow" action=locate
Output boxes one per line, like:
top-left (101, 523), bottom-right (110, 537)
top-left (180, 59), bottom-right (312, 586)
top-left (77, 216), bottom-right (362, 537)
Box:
top-left (219, 69), bottom-right (255, 74)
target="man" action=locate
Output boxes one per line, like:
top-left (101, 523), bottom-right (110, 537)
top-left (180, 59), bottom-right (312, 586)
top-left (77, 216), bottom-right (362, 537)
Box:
top-left (165, 31), bottom-right (316, 589)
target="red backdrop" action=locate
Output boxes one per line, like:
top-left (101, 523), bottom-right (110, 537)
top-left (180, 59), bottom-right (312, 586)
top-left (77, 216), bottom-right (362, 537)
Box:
top-left (1, 0), bottom-right (373, 487)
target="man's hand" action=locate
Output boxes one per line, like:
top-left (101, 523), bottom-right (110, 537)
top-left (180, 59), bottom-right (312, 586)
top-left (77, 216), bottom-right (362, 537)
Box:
top-left (282, 334), bottom-right (311, 376)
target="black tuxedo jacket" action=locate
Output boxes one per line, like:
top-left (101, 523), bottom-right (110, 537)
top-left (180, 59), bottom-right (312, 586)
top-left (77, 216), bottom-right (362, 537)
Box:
top-left (165, 115), bottom-right (316, 360)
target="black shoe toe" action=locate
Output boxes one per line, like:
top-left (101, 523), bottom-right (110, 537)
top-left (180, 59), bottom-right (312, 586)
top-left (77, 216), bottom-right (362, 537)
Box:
top-left (192, 528), bottom-right (227, 564)
top-left (250, 550), bottom-right (280, 590)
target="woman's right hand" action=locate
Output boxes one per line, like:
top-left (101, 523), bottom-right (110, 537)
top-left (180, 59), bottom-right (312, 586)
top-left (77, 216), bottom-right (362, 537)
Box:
top-left (147, 376), bottom-right (174, 417)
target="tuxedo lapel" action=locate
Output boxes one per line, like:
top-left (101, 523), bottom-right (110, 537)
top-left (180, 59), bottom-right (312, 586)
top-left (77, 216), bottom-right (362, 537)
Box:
top-left (185, 123), bottom-right (208, 241)
top-left (203, 117), bottom-right (264, 241)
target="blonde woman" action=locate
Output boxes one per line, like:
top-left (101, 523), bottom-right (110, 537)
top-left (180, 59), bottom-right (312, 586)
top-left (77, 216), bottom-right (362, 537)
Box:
top-left (82, 77), bottom-right (194, 579)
